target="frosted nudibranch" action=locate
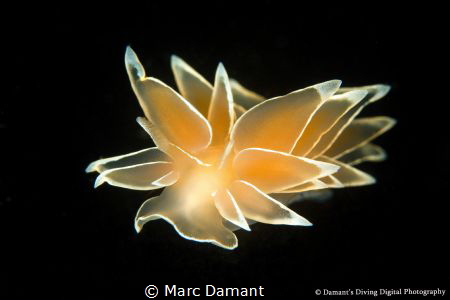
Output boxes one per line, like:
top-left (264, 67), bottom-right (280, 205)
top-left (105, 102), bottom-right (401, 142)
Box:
top-left (86, 47), bottom-right (395, 249)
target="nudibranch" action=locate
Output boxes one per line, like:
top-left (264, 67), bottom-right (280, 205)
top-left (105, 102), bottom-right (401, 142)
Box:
top-left (86, 47), bottom-right (395, 249)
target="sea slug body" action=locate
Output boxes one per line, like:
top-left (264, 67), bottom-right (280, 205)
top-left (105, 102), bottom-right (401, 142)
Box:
top-left (86, 47), bottom-right (395, 249)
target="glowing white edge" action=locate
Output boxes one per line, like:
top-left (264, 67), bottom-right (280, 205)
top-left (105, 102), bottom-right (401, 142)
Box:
top-left (170, 54), bottom-right (214, 90)
top-left (213, 190), bottom-right (251, 231)
top-left (152, 170), bottom-right (179, 187)
top-left (95, 161), bottom-right (173, 190)
top-left (85, 147), bottom-right (167, 173)
top-left (332, 116), bottom-right (396, 159)
top-left (320, 156), bottom-right (376, 186)
top-left (234, 147), bottom-right (340, 178)
top-left (210, 62), bottom-right (235, 136)
top-left (236, 180), bottom-right (313, 226)
top-left (299, 89), bottom-right (368, 156)
top-left (136, 214), bottom-right (238, 250)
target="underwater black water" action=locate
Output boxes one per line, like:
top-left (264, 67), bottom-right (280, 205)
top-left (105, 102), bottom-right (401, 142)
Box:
top-left (2, 3), bottom-right (448, 299)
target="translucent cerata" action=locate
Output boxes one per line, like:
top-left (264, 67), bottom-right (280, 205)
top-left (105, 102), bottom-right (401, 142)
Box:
top-left (86, 47), bottom-right (396, 249)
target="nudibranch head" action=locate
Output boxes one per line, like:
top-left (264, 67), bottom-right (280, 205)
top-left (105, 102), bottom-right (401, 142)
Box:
top-left (86, 46), bottom-right (395, 249)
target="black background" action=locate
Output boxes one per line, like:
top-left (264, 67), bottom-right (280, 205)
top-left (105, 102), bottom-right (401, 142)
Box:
top-left (2, 3), bottom-right (448, 299)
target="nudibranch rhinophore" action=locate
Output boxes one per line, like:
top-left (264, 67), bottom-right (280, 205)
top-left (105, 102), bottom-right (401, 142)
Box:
top-left (86, 47), bottom-right (395, 249)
